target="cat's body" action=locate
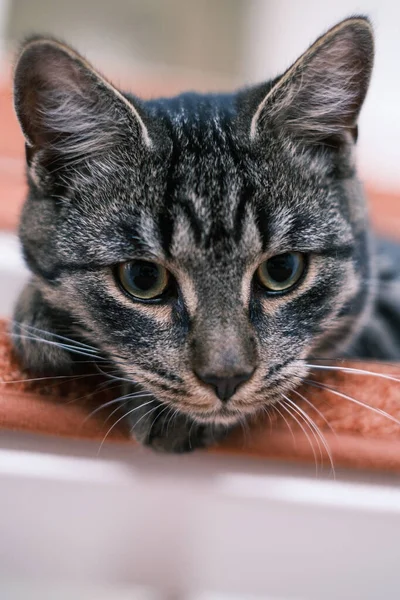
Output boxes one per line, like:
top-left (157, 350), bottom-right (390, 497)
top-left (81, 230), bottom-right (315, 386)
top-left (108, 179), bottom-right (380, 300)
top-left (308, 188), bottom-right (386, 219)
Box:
top-left (11, 17), bottom-right (398, 452)
top-left (347, 237), bottom-right (400, 360)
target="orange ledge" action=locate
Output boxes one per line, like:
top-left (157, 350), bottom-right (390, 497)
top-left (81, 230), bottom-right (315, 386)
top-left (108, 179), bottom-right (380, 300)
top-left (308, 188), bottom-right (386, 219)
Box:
top-left (1, 321), bottom-right (400, 471)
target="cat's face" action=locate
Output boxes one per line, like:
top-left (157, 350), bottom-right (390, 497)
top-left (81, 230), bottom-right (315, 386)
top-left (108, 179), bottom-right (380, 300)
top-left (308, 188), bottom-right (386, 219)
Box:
top-left (13, 18), bottom-right (374, 425)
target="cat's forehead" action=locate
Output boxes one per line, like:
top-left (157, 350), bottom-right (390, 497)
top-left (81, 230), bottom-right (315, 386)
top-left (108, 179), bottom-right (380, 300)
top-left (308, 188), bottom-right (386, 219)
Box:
top-left (67, 93), bottom-right (354, 267)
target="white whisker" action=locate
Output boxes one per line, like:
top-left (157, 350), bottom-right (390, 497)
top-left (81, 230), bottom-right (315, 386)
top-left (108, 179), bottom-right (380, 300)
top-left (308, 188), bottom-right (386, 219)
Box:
top-left (306, 363), bottom-right (400, 384)
top-left (271, 403), bottom-right (297, 447)
top-left (284, 394), bottom-right (335, 478)
top-left (1, 372), bottom-right (98, 385)
top-left (279, 397), bottom-right (319, 475)
top-left (148, 403), bottom-right (172, 439)
top-left (11, 320), bottom-right (100, 352)
top-left (166, 407), bottom-right (181, 437)
top-left (291, 388), bottom-right (337, 437)
top-left (130, 404), bottom-right (160, 432)
top-left (97, 399), bottom-right (155, 454)
top-left (282, 394), bottom-right (324, 467)
top-left (305, 380), bottom-right (400, 428)
top-left (103, 392), bottom-right (154, 425)
top-left (11, 333), bottom-right (105, 361)
top-left (94, 362), bottom-right (133, 383)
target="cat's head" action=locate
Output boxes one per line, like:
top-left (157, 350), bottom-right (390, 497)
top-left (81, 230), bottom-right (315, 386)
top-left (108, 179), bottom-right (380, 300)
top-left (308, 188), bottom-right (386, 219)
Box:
top-left (13, 17), bottom-right (374, 424)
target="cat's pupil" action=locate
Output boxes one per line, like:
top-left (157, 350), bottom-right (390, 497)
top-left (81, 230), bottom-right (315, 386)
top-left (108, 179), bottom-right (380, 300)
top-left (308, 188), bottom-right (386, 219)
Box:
top-left (128, 261), bottom-right (159, 291)
top-left (267, 253), bottom-right (297, 282)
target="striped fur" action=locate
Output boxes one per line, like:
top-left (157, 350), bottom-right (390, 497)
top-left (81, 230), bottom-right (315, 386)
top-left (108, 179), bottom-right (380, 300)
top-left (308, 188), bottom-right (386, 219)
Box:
top-left (11, 17), bottom-right (392, 452)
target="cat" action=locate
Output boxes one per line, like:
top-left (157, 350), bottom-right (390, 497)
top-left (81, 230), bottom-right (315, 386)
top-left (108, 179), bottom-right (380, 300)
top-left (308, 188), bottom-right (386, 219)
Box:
top-left (10, 16), bottom-right (399, 452)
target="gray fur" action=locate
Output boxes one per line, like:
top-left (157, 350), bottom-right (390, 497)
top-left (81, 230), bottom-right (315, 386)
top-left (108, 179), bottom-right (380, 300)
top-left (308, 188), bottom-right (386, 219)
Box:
top-left (11, 17), bottom-right (395, 453)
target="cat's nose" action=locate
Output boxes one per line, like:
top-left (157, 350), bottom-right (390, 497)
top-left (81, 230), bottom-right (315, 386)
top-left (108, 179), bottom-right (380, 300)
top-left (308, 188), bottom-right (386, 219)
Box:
top-left (196, 370), bottom-right (254, 402)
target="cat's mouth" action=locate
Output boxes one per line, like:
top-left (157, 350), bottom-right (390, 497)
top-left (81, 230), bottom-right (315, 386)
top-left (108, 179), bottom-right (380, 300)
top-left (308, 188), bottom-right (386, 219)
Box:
top-left (167, 394), bottom-right (266, 425)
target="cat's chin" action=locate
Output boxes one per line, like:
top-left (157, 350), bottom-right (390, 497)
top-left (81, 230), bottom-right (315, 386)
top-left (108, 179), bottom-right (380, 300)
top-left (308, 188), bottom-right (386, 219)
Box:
top-left (184, 404), bottom-right (259, 427)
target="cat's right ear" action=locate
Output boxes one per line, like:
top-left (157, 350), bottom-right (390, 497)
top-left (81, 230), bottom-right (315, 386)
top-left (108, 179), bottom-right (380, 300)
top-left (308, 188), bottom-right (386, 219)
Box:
top-left (13, 37), bottom-right (152, 181)
top-left (248, 17), bottom-right (374, 147)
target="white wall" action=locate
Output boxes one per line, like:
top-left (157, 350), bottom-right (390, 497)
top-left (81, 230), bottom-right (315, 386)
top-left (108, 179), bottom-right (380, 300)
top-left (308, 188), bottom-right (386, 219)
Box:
top-left (243, 0), bottom-right (400, 191)
top-left (0, 0), bottom-right (10, 64)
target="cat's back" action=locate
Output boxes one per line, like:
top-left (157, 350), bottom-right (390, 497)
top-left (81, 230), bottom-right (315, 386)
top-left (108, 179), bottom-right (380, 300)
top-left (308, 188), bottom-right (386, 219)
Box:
top-left (350, 237), bottom-right (400, 359)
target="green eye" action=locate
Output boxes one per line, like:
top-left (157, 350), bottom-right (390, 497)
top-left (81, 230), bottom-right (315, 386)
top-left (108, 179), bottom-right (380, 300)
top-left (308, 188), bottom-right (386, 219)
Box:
top-left (117, 260), bottom-right (170, 300)
top-left (257, 252), bottom-right (306, 293)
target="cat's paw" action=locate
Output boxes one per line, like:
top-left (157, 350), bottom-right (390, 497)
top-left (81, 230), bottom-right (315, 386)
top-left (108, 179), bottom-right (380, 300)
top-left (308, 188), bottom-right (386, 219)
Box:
top-left (128, 398), bottom-right (229, 453)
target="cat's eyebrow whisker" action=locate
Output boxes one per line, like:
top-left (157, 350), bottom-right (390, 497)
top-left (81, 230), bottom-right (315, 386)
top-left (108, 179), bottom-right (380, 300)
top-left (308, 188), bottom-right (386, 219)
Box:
top-left (278, 397), bottom-right (319, 475)
top-left (97, 399), bottom-right (155, 454)
top-left (305, 379), bottom-right (400, 429)
top-left (11, 320), bottom-right (100, 352)
top-left (283, 393), bottom-right (336, 478)
top-left (11, 333), bottom-right (106, 362)
top-left (306, 363), bottom-right (400, 384)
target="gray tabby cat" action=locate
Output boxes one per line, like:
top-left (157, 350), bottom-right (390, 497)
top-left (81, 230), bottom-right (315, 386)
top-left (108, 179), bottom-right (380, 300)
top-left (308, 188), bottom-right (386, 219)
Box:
top-left (10, 16), bottom-right (399, 452)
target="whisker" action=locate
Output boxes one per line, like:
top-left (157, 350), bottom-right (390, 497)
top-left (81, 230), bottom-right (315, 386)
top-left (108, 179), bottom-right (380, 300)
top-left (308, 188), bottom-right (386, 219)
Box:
top-left (291, 388), bottom-right (337, 437)
top-left (166, 407), bottom-right (181, 437)
top-left (103, 392), bottom-right (154, 425)
top-left (11, 320), bottom-right (100, 352)
top-left (0, 372), bottom-right (98, 385)
top-left (279, 397), bottom-right (319, 475)
top-left (94, 362), bottom-right (133, 384)
top-left (271, 403), bottom-right (297, 447)
top-left (81, 389), bottom-right (153, 423)
top-left (161, 406), bottom-right (175, 436)
top-left (83, 396), bottom-right (129, 423)
top-left (11, 333), bottom-right (106, 362)
top-left (129, 404), bottom-right (160, 433)
top-left (64, 381), bottom-right (122, 406)
top-left (282, 395), bottom-right (324, 468)
top-left (147, 403), bottom-right (172, 440)
top-left (284, 394), bottom-right (335, 478)
top-left (187, 416), bottom-right (198, 449)
top-left (306, 363), bottom-right (400, 384)
top-left (305, 379), bottom-right (400, 428)
top-left (261, 405), bottom-right (274, 434)
top-left (97, 399), bottom-right (155, 454)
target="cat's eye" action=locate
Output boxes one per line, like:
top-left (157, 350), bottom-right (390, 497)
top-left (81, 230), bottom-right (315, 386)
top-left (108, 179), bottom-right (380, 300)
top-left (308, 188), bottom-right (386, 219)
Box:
top-left (117, 260), bottom-right (170, 301)
top-left (257, 252), bottom-right (306, 293)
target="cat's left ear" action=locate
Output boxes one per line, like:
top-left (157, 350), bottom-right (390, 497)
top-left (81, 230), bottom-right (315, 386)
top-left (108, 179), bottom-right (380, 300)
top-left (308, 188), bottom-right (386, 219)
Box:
top-left (250, 16), bottom-right (374, 146)
top-left (13, 37), bottom-right (152, 177)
